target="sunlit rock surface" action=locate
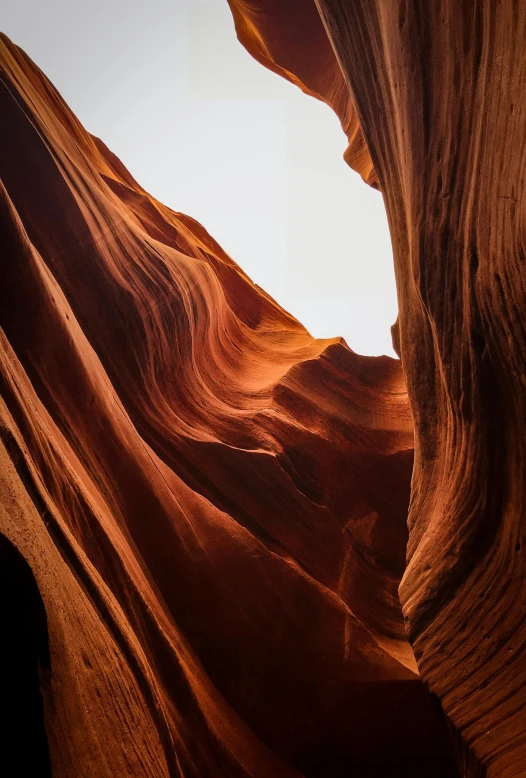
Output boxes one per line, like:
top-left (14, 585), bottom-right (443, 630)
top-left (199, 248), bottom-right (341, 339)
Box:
top-left (230, 2), bottom-right (526, 776)
top-left (0, 33), bottom-right (461, 777)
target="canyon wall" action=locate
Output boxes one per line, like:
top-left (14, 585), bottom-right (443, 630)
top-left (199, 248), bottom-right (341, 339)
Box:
top-left (230, 1), bottom-right (526, 776)
top-left (0, 32), bottom-right (458, 778)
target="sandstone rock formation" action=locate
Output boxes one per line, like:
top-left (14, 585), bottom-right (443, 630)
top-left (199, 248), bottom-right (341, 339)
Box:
top-left (0, 32), bottom-right (460, 777)
top-left (230, 2), bottom-right (526, 776)
top-left (228, 0), bottom-right (376, 187)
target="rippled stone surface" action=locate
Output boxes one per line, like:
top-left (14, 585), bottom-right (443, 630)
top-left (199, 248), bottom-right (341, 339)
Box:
top-left (230, 2), bottom-right (526, 775)
top-left (0, 32), bottom-right (463, 777)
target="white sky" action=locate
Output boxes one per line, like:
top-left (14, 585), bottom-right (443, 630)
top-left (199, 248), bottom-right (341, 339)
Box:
top-left (3, 0), bottom-right (398, 356)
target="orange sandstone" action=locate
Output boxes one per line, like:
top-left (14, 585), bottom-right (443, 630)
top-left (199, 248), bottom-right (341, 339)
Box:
top-left (0, 22), bottom-right (460, 778)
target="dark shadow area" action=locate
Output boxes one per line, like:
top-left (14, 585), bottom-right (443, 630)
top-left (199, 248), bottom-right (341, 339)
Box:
top-left (293, 679), bottom-right (461, 778)
top-left (0, 533), bottom-right (52, 777)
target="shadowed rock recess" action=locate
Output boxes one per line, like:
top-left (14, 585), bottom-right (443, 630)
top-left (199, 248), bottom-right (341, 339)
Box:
top-left (0, 2), bottom-right (523, 776)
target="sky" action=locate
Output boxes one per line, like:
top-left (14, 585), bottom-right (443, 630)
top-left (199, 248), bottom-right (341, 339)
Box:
top-left (3, 0), bottom-right (398, 356)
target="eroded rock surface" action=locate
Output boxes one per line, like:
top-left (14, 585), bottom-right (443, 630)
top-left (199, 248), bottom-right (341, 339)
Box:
top-left (0, 33), bottom-right (458, 778)
top-left (228, 0), bottom-right (376, 187)
top-left (231, 2), bottom-right (526, 776)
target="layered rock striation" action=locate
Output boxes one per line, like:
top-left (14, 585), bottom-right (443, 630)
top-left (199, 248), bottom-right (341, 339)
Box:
top-left (230, 2), bottom-right (526, 776)
top-left (0, 32), bottom-right (459, 778)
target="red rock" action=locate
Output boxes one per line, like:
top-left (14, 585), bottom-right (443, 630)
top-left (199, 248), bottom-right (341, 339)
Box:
top-left (0, 32), bottom-right (459, 777)
top-left (227, 0), bottom-right (376, 187)
top-left (230, 1), bottom-right (526, 775)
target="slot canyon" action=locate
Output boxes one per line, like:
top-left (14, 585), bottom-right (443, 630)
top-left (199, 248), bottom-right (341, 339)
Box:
top-left (0, 2), bottom-right (525, 776)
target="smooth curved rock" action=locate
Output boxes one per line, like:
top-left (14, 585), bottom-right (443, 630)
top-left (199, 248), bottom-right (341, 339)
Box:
top-left (227, 0), bottom-right (376, 187)
top-left (314, 3), bottom-right (526, 774)
top-left (229, 2), bottom-right (526, 775)
top-left (0, 34), bottom-right (458, 777)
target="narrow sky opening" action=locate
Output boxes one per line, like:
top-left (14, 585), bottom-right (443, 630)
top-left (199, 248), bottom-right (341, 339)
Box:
top-left (3, 0), bottom-right (398, 356)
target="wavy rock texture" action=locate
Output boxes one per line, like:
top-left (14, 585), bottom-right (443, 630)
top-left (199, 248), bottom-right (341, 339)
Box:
top-left (230, 1), bottom-right (526, 776)
top-left (0, 33), bottom-right (460, 778)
